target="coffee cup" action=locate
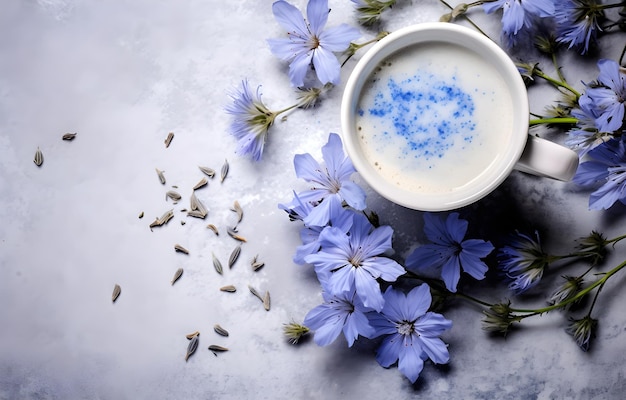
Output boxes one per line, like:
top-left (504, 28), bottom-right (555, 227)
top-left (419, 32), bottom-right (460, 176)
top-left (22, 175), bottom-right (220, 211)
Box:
top-left (340, 22), bottom-right (579, 212)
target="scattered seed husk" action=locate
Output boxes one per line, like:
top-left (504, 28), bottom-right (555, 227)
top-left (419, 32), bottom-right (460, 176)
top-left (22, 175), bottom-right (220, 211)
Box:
top-left (231, 200), bottom-right (243, 223)
top-left (164, 132), bottom-right (174, 148)
top-left (174, 244), bottom-right (189, 254)
top-left (219, 285), bottom-right (236, 292)
top-left (34, 147), bottom-right (43, 167)
top-left (155, 168), bottom-right (166, 184)
top-left (199, 166), bottom-right (215, 178)
top-left (186, 331), bottom-right (200, 340)
top-left (166, 190), bottom-right (182, 202)
top-left (62, 132), bottom-right (77, 141)
top-left (185, 334), bottom-right (199, 361)
top-left (248, 285), bottom-right (263, 302)
top-left (171, 268), bottom-right (184, 285)
top-left (212, 252), bottom-right (223, 275)
top-left (138, 211), bottom-right (144, 219)
top-left (188, 192), bottom-right (208, 219)
top-left (193, 177), bottom-right (208, 190)
top-left (208, 345), bottom-right (228, 352)
top-left (213, 324), bottom-right (229, 337)
top-left (181, 220), bottom-right (186, 225)
top-left (207, 224), bottom-right (219, 235)
top-left (220, 159), bottom-right (229, 183)
top-left (149, 209), bottom-right (174, 229)
top-left (252, 260), bottom-right (265, 272)
top-left (112, 284), bottom-right (121, 302)
top-left (227, 226), bottom-right (247, 242)
top-left (263, 291), bottom-right (271, 311)
top-left (228, 245), bottom-right (241, 269)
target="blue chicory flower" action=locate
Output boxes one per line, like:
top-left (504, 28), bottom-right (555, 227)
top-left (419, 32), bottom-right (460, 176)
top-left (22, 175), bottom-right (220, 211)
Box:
top-left (225, 80), bottom-right (276, 161)
top-left (555, 0), bottom-right (604, 54)
top-left (582, 59), bottom-right (626, 133)
top-left (405, 213), bottom-right (494, 292)
top-left (498, 230), bottom-right (550, 294)
top-left (267, 0), bottom-right (361, 87)
top-left (368, 284), bottom-right (452, 383)
top-left (294, 195), bottom-right (354, 264)
top-left (565, 96), bottom-right (611, 156)
top-left (573, 137), bottom-right (626, 210)
top-left (483, 0), bottom-right (554, 47)
top-left (304, 212), bottom-right (405, 312)
top-left (293, 132), bottom-right (367, 227)
top-left (303, 284), bottom-right (376, 347)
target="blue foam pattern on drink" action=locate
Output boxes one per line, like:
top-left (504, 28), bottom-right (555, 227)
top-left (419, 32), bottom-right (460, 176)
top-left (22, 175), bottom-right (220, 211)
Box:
top-left (359, 72), bottom-right (477, 169)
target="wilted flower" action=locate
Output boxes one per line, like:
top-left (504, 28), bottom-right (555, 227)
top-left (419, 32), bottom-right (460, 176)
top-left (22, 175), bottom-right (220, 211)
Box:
top-left (305, 212), bottom-right (405, 311)
top-left (267, 0), bottom-right (361, 87)
top-left (548, 275), bottom-right (585, 308)
top-left (573, 137), bottom-right (626, 210)
top-left (576, 230), bottom-right (609, 264)
top-left (555, 0), bottom-right (605, 54)
top-left (293, 133), bottom-right (366, 227)
top-left (566, 315), bottom-right (597, 351)
top-left (283, 321), bottom-right (311, 344)
top-left (368, 284), bottom-right (452, 383)
top-left (405, 212), bottom-right (494, 293)
top-left (350, 0), bottom-right (396, 26)
top-left (225, 80), bottom-right (278, 161)
top-left (482, 301), bottom-right (520, 335)
top-left (498, 230), bottom-right (551, 294)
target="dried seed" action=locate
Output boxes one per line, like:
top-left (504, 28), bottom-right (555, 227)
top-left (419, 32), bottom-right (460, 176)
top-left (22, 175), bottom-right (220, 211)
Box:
top-left (212, 252), bottom-right (223, 275)
top-left (138, 211), bottom-right (144, 219)
top-left (112, 284), bottom-right (121, 302)
top-left (220, 159), bottom-right (229, 183)
top-left (149, 209), bottom-right (174, 229)
top-left (227, 226), bottom-right (247, 242)
top-left (171, 268), bottom-right (184, 285)
top-left (188, 192), bottom-right (207, 218)
top-left (263, 291), bottom-right (271, 311)
top-left (219, 285), bottom-right (236, 292)
top-left (34, 147), bottom-right (43, 167)
top-left (231, 200), bottom-right (243, 223)
top-left (207, 224), bottom-right (219, 235)
top-left (193, 177), bottom-right (208, 190)
top-left (251, 254), bottom-right (264, 271)
top-left (155, 168), bottom-right (166, 184)
top-left (166, 190), bottom-right (181, 202)
top-left (228, 245), bottom-right (241, 269)
top-left (185, 334), bottom-right (199, 361)
top-left (164, 132), bottom-right (174, 148)
top-left (198, 166), bottom-right (215, 178)
top-left (62, 132), bottom-right (77, 141)
top-left (213, 324), bottom-right (229, 337)
top-left (181, 221), bottom-right (186, 225)
top-left (186, 331), bottom-right (200, 340)
top-left (248, 285), bottom-right (263, 302)
top-left (174, 244), bottom-right (189, 254)
top-left (208, 345), bottom-right (228, 352)
top-left (252, 261), bottom-right (265, 272)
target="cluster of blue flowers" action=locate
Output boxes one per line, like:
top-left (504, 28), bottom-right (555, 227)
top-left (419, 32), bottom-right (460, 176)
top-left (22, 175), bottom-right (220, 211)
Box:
top-left (570, 59), bottom-right (626, 210)
top-left (279, 133), bottom-right (501, 383)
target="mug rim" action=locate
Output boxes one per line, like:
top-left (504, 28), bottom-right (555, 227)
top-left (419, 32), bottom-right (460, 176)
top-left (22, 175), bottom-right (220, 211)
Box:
top-left (340, 22), bottom-right (529, 211)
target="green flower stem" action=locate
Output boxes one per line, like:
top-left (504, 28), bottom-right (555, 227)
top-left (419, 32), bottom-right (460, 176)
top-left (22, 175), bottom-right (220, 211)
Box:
top-left (551, 52), bottom-right (566, 83)
top-left (511, 258), bottom-right (626, 315)
top-left (342, 32), bottom-right (390, 67)
top-left (529, 117), bottom-right (578, 126)
top-left (533, 69), bottom-right (581, 98)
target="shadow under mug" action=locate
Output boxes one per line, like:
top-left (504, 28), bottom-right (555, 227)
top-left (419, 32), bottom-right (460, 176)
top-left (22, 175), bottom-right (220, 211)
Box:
top-left (340, 22), bottom-right (579, 212)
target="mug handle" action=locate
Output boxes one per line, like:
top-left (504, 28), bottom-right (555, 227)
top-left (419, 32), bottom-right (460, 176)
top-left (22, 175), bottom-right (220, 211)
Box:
top-left (514, 135), bottom-right (580, 181)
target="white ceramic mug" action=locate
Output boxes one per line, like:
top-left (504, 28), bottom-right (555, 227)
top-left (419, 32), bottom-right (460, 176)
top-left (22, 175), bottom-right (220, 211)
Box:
top-left (341, 22), bottom-right (579, 212)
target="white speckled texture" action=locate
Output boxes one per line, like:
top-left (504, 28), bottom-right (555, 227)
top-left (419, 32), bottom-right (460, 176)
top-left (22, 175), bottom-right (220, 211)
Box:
top-left (1, 1), bottom-right (625, 399)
